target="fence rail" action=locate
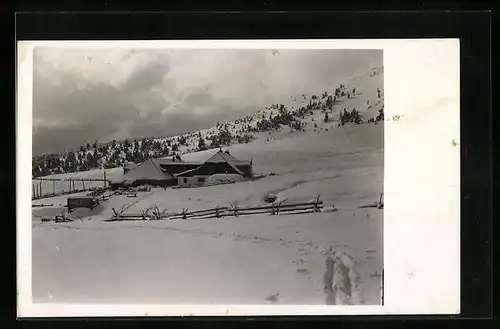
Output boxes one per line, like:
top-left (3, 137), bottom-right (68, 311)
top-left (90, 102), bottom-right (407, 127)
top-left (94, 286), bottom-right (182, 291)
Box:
top-left (109, 195), bottom-right (324, 222)
top-left (34, 178), bottom-right (109, 182)
top-left (358, 192), bottom-right (384, 209)
top-left (32, 188), bottom-right (88, 200)
top-left (32, 204), bottom-right (54, 208)
top-left (99, 191), bottom-right (117, 201)
top-left (32, 172), bottom-right (110, 200)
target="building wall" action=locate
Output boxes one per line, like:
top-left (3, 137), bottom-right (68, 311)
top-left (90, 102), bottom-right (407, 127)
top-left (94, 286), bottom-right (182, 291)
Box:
top-left (109, 182), bottom-right (123, 190)
top-left (133, 179), bottom-right (176, 187)
top-left (236, 165), bottom-right (253, 178)
top-left (177, 175), bottom-right (209, 186)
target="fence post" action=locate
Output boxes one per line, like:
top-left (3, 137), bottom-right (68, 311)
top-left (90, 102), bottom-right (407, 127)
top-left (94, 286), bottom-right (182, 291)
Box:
top-left (104, 171), bottom-right (107, 189)
top-left (82, 179), bottom-right (86, 191)
top-left (378, 192), bottom-right (383, 207)
top-left (233, 202), bottom-right (239, 217)
top-left (53, 180), bottom-right (55, 195)
top-left (314, 194), bottom-right (321, 212)
top-left (69, 178), bottom-right (72, 193)
top-left (215, 206), bottom-right (220, 218)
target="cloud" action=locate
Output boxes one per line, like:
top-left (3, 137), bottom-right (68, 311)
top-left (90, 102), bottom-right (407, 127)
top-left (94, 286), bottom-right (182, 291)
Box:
top-left (32, 47), bottom-right (382, 155)
top-left (120, 58), bottom-right (170, 93)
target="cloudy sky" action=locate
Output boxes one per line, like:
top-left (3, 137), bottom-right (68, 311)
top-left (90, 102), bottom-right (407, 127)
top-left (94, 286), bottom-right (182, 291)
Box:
top-left (32, 47), bottom-right (382, 155)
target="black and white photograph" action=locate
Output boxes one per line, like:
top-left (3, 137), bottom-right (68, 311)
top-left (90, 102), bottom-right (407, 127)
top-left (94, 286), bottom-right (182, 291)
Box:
top-left (29, 46), bottom-right (384, 306)
top-left (17, 39), bottom-right (461, 317)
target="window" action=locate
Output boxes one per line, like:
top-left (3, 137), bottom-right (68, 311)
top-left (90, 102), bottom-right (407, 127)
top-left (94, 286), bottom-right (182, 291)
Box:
top-left (198, 177), bottom-right (205, 182)
top-left (183, 178), bottom-right (188, 184)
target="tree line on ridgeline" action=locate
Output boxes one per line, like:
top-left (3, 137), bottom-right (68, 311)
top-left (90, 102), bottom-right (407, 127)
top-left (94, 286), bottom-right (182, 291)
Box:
top-left (32, 85), bottom-right (384, 178)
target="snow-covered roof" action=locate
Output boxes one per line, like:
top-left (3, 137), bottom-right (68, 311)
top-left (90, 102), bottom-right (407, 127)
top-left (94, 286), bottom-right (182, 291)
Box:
top-left (123, 158), bottom-right (174, 181)
top-left (173, 167), bottom-right (201, 178)
top-left (204, 151), bottom-right (244, 175)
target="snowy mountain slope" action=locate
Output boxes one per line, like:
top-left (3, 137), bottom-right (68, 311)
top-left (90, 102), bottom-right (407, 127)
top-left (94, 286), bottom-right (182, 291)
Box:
top-left (32, 67), bottom-right (384, 178)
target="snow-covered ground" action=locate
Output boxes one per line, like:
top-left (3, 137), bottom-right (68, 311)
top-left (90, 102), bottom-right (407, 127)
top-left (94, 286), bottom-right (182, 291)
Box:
top-left (31, 67), bottom-right (384, 305)
top-left (33, 211), bottom-right (382, 305)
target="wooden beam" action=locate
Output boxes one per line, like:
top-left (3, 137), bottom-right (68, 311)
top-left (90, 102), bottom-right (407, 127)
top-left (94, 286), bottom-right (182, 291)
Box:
top-left (35, 177), bottom-right (110, 182)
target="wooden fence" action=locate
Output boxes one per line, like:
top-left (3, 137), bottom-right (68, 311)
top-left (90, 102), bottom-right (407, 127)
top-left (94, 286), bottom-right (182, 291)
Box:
top-left (109, 196), bottom-right (324, 222)
top-left (32, 172), bottom-right (110, 200)
top-left (358, 193), bottom-right (384, 209)
top-left (32, 203), bottom-right (54, 208)
top-left (99, 191), bottom-right (117, 201)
